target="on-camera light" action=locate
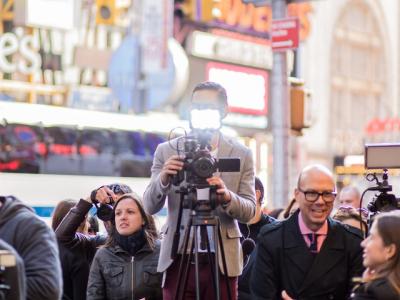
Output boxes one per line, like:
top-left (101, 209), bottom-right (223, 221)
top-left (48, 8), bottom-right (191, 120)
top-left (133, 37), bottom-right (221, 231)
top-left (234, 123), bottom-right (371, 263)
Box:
top-left (190, 109), bottom-right (221, 130)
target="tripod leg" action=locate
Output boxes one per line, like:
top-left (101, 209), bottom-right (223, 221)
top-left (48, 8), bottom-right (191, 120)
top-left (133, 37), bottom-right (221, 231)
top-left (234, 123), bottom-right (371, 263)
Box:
top-left (217, 223), bottom-right (232, 300)
top-left (180, 233), bottom-right (195, 300)
top-left (213, 225), bottom-right (221, 300)
top-left (204, 226), bottom-right (218, 297)
top-left (176, 218), bottom-right (192, 300)
top-left (194, 225), bottom-right (201, 300)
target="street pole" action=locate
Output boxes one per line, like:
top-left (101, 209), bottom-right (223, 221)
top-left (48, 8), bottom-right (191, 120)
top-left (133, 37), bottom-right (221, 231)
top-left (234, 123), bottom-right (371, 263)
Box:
top-left (271, 0), bottom-right (290, 208)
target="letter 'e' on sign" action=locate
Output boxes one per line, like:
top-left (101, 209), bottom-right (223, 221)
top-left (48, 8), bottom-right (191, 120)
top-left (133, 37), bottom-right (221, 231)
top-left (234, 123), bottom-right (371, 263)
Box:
top-left (271, 17), bottom-right (299, 51)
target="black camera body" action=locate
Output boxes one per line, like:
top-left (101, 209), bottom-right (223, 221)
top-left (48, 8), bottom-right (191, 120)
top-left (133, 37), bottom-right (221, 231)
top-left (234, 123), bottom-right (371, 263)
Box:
top-left (91, 183), bottom-right (132, 221)
top-left (172, 132), bottom-right (240, 187)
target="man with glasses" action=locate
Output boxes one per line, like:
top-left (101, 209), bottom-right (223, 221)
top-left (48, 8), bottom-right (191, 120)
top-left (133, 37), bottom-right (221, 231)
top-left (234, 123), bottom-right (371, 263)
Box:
top-left (250, 165), bottom-right (364, 300)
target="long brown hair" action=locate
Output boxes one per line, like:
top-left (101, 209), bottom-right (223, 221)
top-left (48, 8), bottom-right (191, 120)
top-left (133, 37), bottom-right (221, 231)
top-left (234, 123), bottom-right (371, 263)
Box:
top-left (372, 210), bottom-right (400, 294)
top-left (51, 199), bottom-right (77, 231)
top-left (105, 193), bottom-right (159, 250)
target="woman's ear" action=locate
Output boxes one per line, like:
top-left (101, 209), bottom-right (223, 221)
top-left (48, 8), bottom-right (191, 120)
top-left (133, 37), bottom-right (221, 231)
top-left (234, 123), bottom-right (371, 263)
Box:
top-left (385, 244), bottom-right (396, 260)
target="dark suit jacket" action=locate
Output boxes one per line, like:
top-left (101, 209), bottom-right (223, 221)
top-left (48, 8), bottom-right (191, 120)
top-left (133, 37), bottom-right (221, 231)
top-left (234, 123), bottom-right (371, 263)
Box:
top-left (250, 211), bottom-right (364, 300)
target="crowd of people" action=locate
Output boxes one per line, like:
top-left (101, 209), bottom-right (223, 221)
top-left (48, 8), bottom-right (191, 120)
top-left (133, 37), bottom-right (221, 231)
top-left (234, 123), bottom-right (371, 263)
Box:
top-left (1, 82), bottom-right (399, 300)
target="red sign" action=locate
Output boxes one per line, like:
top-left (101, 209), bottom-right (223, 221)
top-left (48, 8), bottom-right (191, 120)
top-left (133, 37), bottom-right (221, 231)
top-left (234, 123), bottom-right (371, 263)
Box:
top-left (206, 62), bottom-right (268, 115)
top-left (271, 17), bottom-right (300, 51)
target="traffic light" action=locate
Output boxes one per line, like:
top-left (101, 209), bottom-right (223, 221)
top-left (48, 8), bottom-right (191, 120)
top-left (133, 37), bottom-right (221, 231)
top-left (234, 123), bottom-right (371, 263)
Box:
top-left (96, 0), bottom-right (116, 25)
top-left (289, 77), bottom-right (312, 134)
top-left (175, 0), bottom-right (216, 22)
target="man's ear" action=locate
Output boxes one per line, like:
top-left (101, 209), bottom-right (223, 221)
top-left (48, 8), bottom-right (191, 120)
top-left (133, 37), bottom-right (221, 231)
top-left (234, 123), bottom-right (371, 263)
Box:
top-left (220, 105), bottom-right (228, 120)
top-left (255, 190), bottom-right (261, 203)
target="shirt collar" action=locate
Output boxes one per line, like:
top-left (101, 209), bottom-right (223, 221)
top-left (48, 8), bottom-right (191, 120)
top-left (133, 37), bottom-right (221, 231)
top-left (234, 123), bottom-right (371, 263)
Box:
top-left (298, 211), bottom-right (328, 235)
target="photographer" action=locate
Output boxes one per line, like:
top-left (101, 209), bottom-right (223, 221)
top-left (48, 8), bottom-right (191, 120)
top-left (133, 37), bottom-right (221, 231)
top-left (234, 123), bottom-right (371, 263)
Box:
top-left (55, 183), bottom-right (132, 265)
top-left (87, 193), bottom-right (162, 300)
top-left (350, 210), bottom-right (400, 300)
top-left (143, 81), bottom-right (256, 300)
top-left (0, 196), bottom-right (62, 300)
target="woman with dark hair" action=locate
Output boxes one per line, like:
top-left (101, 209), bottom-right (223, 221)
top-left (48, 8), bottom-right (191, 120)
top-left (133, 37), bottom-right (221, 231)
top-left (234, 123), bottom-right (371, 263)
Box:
top-left (87, 193), bottom-right (162, 300)
top-left (52, 199), bottom-right (89, 300)
top-left (350, 210), bottom-right (400, 300)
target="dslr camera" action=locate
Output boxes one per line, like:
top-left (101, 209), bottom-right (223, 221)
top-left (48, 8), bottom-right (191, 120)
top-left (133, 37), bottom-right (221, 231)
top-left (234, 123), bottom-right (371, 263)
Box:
top-left (91, 183), bottom-right (132, 221)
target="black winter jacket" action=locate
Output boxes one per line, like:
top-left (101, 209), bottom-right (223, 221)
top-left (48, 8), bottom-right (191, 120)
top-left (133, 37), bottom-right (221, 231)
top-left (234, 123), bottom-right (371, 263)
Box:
top-left (56, 199), bottom-right (107, 263)
top-left (87, 241), bottom-right (162, 300)
top-left (350, 278), bottom-right (399, 300)
top-left (0, 196), bottom-right (62, 300)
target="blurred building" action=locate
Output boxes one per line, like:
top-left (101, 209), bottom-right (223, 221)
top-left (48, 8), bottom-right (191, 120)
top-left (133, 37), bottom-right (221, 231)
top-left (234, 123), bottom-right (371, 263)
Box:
top-left (293, 0), bottom-right (400, 192)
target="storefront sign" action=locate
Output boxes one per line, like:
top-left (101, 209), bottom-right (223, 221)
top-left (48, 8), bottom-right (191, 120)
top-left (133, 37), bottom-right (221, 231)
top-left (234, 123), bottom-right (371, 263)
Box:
top-left (189, 0), bottom-right (312, 41)
top-left (206, 62), bottom-right (268, 115)
top-left (0, 32), bottom-right (41, 75)
top-left (187, 30), bottom-right (272, 69)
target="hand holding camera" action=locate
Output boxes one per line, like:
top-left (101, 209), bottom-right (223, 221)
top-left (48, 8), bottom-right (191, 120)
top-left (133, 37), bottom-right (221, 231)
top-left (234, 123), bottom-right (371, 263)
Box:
top-left (160, 155), bottom-right (184, 186)
top-left (86, 184), bottom-right (131, 222)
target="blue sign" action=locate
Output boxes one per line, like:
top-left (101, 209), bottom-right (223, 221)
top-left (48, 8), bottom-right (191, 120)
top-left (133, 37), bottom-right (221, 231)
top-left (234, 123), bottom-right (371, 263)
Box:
top-left (145, 48), bottom-right (175, 110)
top-left (108, 35), bottom-right (141, 113)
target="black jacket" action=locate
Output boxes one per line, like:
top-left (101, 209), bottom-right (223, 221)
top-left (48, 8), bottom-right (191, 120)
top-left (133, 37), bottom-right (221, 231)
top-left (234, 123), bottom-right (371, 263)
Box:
top-left (87, 241), bottom-right (162, 300)
top-left (59, 242), bottom-right (90, 300)
top-left (238, 214), bottom-right (276, 300)
top-left (56, 199), bottom-right (107, 263)
top-left (350, 278), bottom-right (399, 300)
top-left (250, 210), bottom-right (364, 300)
top-left (238, 214), bottom-right (276, 242)
top-left (0, 196), bottom-right (62, 300)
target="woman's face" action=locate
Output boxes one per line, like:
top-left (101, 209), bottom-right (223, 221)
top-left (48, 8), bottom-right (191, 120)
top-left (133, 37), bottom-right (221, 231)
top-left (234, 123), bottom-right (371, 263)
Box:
top-left (361, 222), bottom-right (394, 270)
top-left (115, 198), bottom-right (144, 236)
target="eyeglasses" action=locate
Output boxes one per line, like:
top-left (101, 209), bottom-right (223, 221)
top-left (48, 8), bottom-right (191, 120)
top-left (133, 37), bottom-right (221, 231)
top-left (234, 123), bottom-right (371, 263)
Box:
top-left (298, 188), bottom-right (337, 203)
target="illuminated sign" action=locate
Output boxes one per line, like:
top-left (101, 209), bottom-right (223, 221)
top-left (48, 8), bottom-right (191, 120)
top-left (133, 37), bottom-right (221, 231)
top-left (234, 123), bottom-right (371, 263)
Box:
top-left (206, 62), bottom-right (268, 115)
top-left (15, 0), bottom-right (77, 30)
top-left (0, 32), bottom-right (41, 75)
top-left (187, 30), bottom-right (272, 69)
top-left (183, 0), bottom-right (312, 41)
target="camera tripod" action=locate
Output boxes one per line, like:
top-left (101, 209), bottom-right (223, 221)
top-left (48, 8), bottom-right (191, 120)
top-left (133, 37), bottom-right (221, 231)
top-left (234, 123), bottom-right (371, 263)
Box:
top-left (171, 186), bottom-right (233, 300)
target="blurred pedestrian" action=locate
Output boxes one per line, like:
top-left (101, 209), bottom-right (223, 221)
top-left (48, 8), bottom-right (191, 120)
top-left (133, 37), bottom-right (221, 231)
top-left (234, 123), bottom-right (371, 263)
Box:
top-left (333, 206), bottom-right (368, 235)
top-left (52, 199), bottom-right (89, 300)
top-left (0, 195), bottom-right (62, 300)
top-left (338, 186), bottom-right (361, 208)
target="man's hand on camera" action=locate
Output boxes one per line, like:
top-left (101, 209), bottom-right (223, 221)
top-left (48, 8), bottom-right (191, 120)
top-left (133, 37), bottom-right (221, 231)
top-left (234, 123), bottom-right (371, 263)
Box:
top-left (207, 176), bottom-right (232, 204)
top-left (160, 155), bottom-right (184, 186)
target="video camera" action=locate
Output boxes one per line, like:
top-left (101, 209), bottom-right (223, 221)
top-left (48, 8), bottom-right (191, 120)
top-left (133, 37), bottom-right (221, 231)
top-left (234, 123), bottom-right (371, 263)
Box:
top-left (90, 183), bottom-right (132, 221)
top-left (362, 144), bottom-right (400, 219)
top-left (172, 130), bottom-right (240, 187)
top-left (0, 248), bottom-right (23, 300)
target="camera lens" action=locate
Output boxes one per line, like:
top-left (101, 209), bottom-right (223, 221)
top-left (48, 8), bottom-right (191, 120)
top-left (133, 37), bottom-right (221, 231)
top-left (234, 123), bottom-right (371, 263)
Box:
top-left (96, 204), bottom-right (113, 221)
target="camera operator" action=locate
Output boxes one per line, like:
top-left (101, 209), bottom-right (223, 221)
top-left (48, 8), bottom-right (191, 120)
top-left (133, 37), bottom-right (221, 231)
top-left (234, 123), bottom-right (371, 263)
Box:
top-left (0, 195), bottom-right (62, 300)
top-left (143, 81), bottom-right (256, 300)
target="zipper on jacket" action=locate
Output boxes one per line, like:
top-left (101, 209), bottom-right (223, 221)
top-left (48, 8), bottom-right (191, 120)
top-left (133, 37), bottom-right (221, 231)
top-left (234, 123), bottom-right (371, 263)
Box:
top-left (131, 256), bottom-right (136, 300)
